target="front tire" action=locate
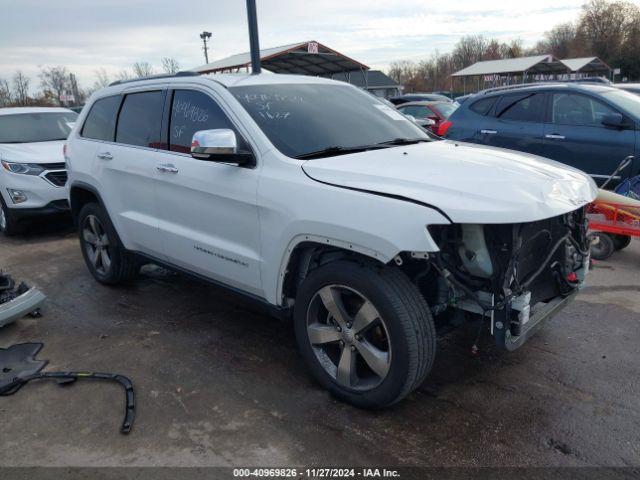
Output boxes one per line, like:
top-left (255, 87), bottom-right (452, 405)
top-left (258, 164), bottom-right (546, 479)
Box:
top-left (613, 234), bottom-right (632, 251)
top-left (78, 203), bottom-right (139, 285)
top-left (590, 232), bottom-right (615, 261)
top-left (294, 260), bottom-right (436, 408)
top-left (0, 195), bottom-right (20, 236)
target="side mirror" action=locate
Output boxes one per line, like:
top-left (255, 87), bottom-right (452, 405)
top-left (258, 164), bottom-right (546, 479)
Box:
top-left (601, 113), bottom-right (626, 129)
top-left (191, 129), bottom-right (254, 166)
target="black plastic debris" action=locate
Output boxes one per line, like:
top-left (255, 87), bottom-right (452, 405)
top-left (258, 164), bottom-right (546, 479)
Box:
top-left (0, 343), bottom-right (48, 395)
top-left (0, 343), bottom-right (136, 434)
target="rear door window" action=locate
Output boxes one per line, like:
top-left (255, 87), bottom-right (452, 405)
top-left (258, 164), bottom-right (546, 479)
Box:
top-left (168, 89), bottom-right (241, 154)
top-left (115, 91), bottom-right (165, 148)
top-left (495, 93), bottom-right (545, 122)
top-left (81, 95), bottom-right (121, 141)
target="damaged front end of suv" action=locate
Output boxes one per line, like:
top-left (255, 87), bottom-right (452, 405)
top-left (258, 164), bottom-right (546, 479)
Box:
top-left (402, 207), bottom-right (590, 350)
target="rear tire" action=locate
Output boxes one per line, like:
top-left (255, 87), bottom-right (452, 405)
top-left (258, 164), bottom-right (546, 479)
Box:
top-left (613, 234), bottom-right (632, 251)
top-left (590, 232), bottom-right (615, 261)
top-left (0, 195), bottom-right (20, 236)
top-left (78, 202), bottom-right (139, 285)
top-left (293, 260), bottom-right (436, 408)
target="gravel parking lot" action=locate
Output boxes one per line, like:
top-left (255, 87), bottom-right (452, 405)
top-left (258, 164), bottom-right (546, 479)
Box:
top-left (1, 220), bottom-right (639, 468)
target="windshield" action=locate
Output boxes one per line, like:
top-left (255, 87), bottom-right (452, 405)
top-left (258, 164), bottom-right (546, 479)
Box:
top-left (601, 89), bottom-right (640, 119)
top-left (230, 84), bottom-right (430, 159)
top-left (0, 112), bottom-right (78, 143)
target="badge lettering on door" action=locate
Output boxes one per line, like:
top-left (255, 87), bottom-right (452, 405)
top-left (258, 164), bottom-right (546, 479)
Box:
top-left (194, 245), bottom-right (249, 268)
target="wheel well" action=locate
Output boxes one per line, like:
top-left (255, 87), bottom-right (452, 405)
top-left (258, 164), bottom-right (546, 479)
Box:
top-left (281, 242), bottom-right (384, 303)
top-left (69, 186), bottom-right (99, 225)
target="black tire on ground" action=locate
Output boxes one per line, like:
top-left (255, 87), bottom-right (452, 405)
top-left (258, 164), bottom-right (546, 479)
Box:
top-left (78, 202), bottom-right (140, 285)
top-left (613, 234), bottom-right (632, 251)
top-left (293, 260), bottom-right (436, 409)
top-left (590, 232), bottom-right (615, 261)
top-left (0, 194), bottom-right (21, 236)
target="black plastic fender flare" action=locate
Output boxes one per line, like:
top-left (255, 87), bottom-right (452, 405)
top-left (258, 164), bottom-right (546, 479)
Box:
top-left (1, 371), bottom-right (135, 434)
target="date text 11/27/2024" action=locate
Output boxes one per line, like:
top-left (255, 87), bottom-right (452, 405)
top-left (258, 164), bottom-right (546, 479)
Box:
top-left (232, 468), bottom-right (401, 478)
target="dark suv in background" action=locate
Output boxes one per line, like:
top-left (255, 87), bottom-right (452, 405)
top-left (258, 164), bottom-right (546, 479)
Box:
top-left (444, 83), bottom-right (640, 185)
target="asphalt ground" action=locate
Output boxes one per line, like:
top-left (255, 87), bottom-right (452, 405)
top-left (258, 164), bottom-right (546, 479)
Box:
top-left (0, 218), bottom-right (638, 471)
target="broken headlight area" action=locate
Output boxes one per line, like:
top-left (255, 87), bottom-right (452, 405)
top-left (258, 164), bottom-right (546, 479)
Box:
top-left (410, 208), bottom-right (589, 349)
top-left (0, 272), bottom-right (30, 304)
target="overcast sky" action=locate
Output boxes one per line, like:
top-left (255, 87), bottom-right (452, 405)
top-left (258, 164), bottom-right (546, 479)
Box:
top-left (1, 0), bottom-right (634, 89)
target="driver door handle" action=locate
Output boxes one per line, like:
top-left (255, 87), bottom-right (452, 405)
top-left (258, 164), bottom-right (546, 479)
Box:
top-left (97, 151), bottom-right (113, 160)
top-left (545, 134), bottom-right (565, 140)
top-left (156, 163), bottom-right (179, 173)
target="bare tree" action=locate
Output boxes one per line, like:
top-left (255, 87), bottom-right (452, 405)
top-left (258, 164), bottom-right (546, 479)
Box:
top-left (161, 57), bottom-right (180, 74)
top-left (619, 10), bottom-right (640, 79)
top-left (12, 71), bottom-right (30, 106)
top-left (39, 66), bottom-right (69, 105)
top-left (500, 39), bottom-right (524, 59)
top-left (0, 79), bottom-right (11, 107)
top-left (93, 68), bottom-right (111, 89)
top-left (116, 69), bottom-right (132, 81)
top-left (388, 60), bottom-right (417, 87)
top-left (539, 23), bottom-right (578, 58)
top-left (484, 40), bottom-right (503, 60)
top-left (133, 61), bottom-right (154, 78)
top-left (578, 0), bottom-right (635, 63)
top-left (452, 35), bottom-right (488, 67)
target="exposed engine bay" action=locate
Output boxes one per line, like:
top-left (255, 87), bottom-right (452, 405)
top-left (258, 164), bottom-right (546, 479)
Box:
top-left (403, 207), bottom-right (591, 350)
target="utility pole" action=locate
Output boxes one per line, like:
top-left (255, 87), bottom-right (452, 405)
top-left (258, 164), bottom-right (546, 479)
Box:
top-left (246, 0), bottom-right (261, 74)
top-left (200, 31), bottom-right (212, 64)
top-left (69, 73), bottom-right (80, 106)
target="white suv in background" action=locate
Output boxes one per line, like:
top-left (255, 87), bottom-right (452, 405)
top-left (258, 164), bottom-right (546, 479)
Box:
top-left (65, 73), bottom-right (595, 408)
top-left (0, 107), bottom-right (77, 235)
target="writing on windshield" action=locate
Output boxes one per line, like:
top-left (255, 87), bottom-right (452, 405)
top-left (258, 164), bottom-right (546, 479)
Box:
top-left (231, 84), bottom-right (428, 158)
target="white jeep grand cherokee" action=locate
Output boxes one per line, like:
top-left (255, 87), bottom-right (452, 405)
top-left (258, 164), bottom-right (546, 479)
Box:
top-left (65, 73), bottom-right (596, 407)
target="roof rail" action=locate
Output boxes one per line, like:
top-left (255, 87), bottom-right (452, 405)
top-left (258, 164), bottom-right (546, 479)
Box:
top-left (108, 71), bottom-right (200, 87)
top-left (477, 79), bottom-right (612, 96)
top-left (478, 82), bottom-right (563, 95)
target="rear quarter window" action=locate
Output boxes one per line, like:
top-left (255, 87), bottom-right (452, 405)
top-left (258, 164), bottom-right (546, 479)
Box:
top-left (468, 97), bottom-right (496, 116)
top-left (81, 95), bottom-right (121, 141)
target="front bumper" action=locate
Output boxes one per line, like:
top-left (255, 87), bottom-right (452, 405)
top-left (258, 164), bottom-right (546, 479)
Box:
top-left (492, 261), bottom-right (588, 351)
top-left (1, 170), bottom-right (67, 211)
top-left (9, 200), bottom-right (70, 221)
top-left (493, 290), bottom-right (577, 351)
top-left (0, 287), bottom-right (46, 328)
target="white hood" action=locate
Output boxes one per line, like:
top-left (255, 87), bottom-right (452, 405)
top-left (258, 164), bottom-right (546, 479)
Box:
top-left (302, 140), bottom-right (598, 224)
top-left (0, 140), bottom-right (65, 164)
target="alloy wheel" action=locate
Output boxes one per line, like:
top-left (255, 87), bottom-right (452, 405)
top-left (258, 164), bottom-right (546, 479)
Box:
top-left (306, 284), bottom-right (392, 391)
top-left (82, 215), bottom-right (112, 275)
